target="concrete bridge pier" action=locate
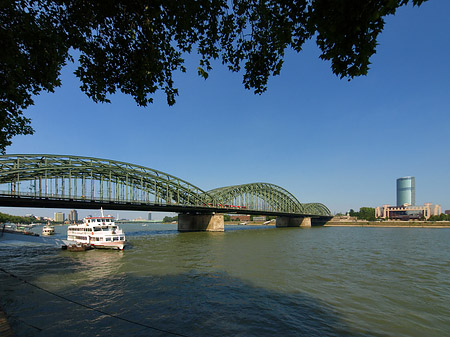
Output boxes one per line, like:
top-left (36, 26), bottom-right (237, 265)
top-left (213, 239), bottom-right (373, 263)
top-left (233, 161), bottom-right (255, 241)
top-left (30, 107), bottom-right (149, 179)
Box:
top-left (178, 213), bottom-right (224, 232)
top-left (276, 216), bottom-right (311, 228)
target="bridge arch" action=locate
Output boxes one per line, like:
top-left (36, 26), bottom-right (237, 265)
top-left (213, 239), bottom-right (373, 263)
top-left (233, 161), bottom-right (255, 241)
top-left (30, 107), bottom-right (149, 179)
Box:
top-left (207, 183), bottom-right (330, 215)
top-left (302, 203), bottom-right (332, 217)
top-left (0, 154), bottom-right (210, 206)
top-left (0, 154), bottom-right (331, 217)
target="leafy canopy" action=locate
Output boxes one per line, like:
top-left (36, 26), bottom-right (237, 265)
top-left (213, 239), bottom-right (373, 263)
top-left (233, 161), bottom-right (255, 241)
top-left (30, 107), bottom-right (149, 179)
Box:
top-left (1, 0), bottom-right (428, 153)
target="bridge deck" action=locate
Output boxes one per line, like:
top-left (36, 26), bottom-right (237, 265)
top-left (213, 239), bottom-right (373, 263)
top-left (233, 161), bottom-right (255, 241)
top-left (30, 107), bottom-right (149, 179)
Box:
top-left (0, 194), bottom-right (332, 220)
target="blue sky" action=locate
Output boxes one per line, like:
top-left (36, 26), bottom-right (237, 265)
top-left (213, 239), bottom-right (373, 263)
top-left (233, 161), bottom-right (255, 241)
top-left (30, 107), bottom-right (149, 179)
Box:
top-left (3, 0), bottom-right (450, 219)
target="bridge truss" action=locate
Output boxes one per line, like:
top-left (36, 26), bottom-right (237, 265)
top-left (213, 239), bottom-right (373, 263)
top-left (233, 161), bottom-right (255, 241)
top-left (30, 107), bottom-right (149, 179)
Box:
top-left (0, 154), bottom-right (331, 217)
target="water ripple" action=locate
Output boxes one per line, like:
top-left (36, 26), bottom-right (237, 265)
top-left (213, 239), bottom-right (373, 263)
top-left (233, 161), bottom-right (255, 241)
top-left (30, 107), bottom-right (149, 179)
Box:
top-left (1, 226), bottom-right (449, 336)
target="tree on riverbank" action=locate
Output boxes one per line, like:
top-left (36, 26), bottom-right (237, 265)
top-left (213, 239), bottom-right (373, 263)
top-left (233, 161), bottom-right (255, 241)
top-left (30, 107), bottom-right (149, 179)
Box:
top-left (428, 213), bottom-right (450, 221)
top-left (0, 211), bottom-right (35, 224)
top-left (162, 215), bottom-right (178, 223)
top-left (2, 0), bottom-right (428, 153)
top-left (349, 207), bottom-right (376, 221)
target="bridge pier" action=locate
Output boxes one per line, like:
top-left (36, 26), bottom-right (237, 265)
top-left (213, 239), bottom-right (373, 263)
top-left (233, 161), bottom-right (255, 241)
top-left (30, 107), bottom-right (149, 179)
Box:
top-left (276, 216), bottom-right (311, 228)
top-left (178, 213), bottom-right (224, 232)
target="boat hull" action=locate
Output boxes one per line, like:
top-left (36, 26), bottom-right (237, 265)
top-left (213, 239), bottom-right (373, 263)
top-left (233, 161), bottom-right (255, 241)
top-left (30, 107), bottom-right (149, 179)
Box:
top-left (91, 241), bottom-right (125, 250)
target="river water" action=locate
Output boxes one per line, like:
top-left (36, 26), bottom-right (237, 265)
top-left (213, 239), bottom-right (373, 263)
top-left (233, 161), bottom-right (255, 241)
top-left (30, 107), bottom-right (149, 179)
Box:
top-left (0, 224), bottom-right (449, 336)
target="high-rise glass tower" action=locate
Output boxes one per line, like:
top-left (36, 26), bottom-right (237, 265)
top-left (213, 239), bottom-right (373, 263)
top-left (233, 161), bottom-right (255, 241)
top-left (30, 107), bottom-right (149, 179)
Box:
top-left (397, 176), bottom-right (415, 206)
top-left (68, 209), bottom-right (78, 223)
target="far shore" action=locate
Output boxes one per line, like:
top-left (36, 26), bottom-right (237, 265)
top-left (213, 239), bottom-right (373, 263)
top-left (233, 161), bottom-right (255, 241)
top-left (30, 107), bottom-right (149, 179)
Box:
top-left (325, 221), bottom-right (450, 228)
top-left (159, 220), bottom-right (450, 228)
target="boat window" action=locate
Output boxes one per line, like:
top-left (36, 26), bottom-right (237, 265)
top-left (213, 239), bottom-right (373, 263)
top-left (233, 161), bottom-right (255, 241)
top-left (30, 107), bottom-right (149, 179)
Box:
top-left (93, 227), bottom-right (100, 231)
top-left (113, 237), bottom-right (118, 241)
top-left (120, 236), bottom-right (124, 240)
top-left (106, 237), bottom-right (111, 241)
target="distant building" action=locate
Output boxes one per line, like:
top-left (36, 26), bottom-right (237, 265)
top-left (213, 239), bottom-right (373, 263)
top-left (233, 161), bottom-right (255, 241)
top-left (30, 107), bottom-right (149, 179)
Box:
top-left (54, 212), bottom-right (65, 223)
top-left (230, 215), bottom-right (250, 221)
top-left (397, 176), bottom-right (415, 206)
top-left (147, 212), bottom-right (152, 220)
top-left (375, 203), bottom-right (441, 220)
top-left (252, 216), bottom-right (267, 222)
top-left (68, 210), bottom-right (78, 223)
top-left (376, 176), bottom-right (441, 220)
top-left (445, 210), bottom-right (450, 215)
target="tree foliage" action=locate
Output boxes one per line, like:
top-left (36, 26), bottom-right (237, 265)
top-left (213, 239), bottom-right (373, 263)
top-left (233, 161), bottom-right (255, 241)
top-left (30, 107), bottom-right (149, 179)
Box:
top-left (0, 211), bottom-right (35, 224)
top-left (358, 207), bottom-right (376, 221)
top-left (162, 215), bottom-right (178, 223)
top-left (1, 0), bottom-right (428, 152)
top-left (428, 213), bottom-right (450, 222)
top-left (349, 207), bottom-right (376, 221)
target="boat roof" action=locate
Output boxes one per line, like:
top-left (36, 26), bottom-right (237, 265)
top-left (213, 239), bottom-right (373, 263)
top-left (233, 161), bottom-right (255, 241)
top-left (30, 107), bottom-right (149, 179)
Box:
top-left (85, 216), bottom-right (114, 219)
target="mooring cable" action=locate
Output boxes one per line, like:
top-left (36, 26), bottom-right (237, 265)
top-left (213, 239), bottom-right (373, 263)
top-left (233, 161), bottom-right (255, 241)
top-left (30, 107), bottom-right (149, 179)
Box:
top-left (0, 268), bottom-right (190, 337)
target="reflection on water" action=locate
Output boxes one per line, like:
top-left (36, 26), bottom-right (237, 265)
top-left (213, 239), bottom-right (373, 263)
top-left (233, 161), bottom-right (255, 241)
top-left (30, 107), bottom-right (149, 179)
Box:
top-left (0, 225), bottom-right (449, 336)
top-left (36, 250), bottom-right (125, 290)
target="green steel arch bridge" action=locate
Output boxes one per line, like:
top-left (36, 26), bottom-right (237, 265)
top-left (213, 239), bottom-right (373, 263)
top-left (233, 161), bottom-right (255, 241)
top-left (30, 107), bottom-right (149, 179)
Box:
top-left (0, 154), bottom-right (332, 230)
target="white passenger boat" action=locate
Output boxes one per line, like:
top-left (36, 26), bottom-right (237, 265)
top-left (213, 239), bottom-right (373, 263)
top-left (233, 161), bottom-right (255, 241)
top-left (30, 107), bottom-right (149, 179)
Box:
top-left (67, 210), bottom-right (126, 250)
top-left (42, 224), bottom-right (55, 235)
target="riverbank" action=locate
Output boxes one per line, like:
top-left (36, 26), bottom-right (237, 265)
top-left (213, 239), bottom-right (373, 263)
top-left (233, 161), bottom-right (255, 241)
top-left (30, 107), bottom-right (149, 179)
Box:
top-left (157, 220), bottom-right (450, 228)
top-left (325, 221), bottom-right (450, 228)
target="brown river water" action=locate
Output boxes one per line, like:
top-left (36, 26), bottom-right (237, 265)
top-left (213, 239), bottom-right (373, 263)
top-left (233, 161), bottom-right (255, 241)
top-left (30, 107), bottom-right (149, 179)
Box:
top-left (0, 224), bottom-right (449, 336)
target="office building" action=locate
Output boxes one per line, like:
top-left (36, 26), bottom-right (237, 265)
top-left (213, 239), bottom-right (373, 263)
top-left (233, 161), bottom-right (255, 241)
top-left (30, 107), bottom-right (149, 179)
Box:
top-left (68, 209), bottom-right (78, 223)
top-left (54, 212), bottom-right (65, 223)
top-left (397, 176), bottom-right (415, 206)
top-left (376, 203), bottom-right (441, 220)
top-left (375, 177), bottom-right (441, 220)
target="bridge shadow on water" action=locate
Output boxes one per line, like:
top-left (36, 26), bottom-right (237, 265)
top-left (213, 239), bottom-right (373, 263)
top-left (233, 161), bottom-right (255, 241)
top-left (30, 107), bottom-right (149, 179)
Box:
top-left (0, 249), bottom-right (384, 337)
top-left (106, 271), bottom-right (378, 337)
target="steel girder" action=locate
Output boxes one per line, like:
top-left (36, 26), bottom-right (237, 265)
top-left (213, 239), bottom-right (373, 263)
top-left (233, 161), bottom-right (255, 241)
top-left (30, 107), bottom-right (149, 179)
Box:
top-left (0, 154), bottom-right (331, 216)
top-left (302, 203), bottom-right (332, 217)
top-left (207, 183), bottom-right (331, 216)
top-left (0, 154), bottom-right (210, 206)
